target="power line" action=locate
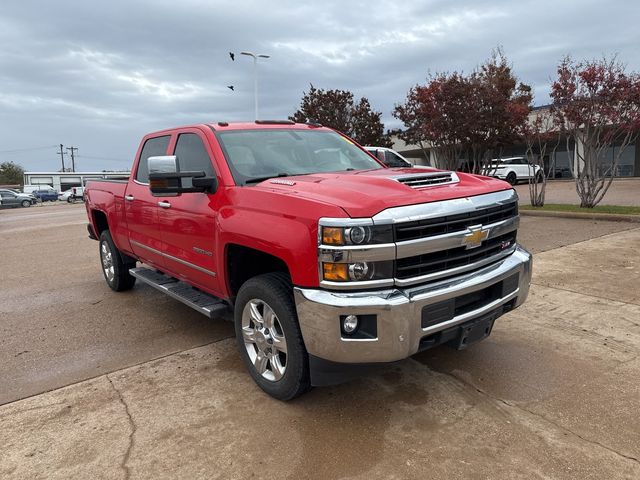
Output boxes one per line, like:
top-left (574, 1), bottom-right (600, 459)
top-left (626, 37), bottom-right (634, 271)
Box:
top-left (76, 154), bottom-right (130, 162)
top-left (0, 145), bottom-right (58, 154)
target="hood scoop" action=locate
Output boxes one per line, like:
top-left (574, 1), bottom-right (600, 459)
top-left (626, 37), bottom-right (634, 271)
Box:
top-left (391, 171), bottom-right (459, 189)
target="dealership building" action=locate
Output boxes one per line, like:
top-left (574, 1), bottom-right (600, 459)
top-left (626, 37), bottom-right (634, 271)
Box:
top-left (392, 106), bottom-right (640, 178)
top-left (23, 171), bottom-right (130, 191)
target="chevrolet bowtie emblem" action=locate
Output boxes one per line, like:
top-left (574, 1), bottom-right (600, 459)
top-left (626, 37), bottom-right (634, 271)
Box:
top-left (463, 225), bottom-right (489, 249)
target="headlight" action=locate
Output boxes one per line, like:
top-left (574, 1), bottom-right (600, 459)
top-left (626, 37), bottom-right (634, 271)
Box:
top-left (321, 225), bottom-right (392, 246)
top-left (322, 260), bottom-right (394, 282)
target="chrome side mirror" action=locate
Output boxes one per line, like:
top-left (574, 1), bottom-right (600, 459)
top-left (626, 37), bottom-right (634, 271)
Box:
top-left (148, 155), bottom-right (178, 174)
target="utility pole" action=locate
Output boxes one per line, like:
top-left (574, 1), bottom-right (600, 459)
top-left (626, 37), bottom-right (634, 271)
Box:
top-left (66, 146), bottom-right (78, 172)
top-left (57, 144), bottom-right (66, 171)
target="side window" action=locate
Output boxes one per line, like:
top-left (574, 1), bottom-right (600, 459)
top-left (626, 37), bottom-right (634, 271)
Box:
top-left (385, 151), bottom-right (408, 167)
top-left (135, 135), bottom-right (171, 183)
top-left (174, 133), bottom-right (215, 177)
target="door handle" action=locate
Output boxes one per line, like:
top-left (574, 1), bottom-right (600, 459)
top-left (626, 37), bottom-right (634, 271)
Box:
top-left (124, 195), bottom-right (135, 201)
top-left (158, 201), bottom-right (172, 209)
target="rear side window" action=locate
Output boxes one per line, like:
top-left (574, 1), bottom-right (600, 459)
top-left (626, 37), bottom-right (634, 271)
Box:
top-left (174, 133), bottom-right (215, 176)
top-left (136, 135), bottom-right (171, 183)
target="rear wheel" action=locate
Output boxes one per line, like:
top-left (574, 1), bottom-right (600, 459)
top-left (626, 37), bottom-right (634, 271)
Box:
top-left (506, 172), bottom-right (517, 185)
top-left (99, 230), bottom-right (136, 291)
top-left (234, 273), bottom-right (310, 400)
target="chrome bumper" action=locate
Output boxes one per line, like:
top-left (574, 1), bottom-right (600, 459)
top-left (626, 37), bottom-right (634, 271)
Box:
top-left (294, 245), bottom-right (532, 363)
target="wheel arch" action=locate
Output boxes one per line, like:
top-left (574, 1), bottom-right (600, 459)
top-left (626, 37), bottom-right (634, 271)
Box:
top-left (225, 244), bottom-right (291, 299)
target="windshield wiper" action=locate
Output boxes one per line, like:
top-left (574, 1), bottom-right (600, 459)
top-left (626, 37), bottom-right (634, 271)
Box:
top-left (244, 173), bottom-right (291, 184)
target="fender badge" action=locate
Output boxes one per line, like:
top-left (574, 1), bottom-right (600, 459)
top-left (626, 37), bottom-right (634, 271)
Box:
top-left (463, 225), bottom-right (489, 249)
top-left (270, 179), bottom-right (296, 186)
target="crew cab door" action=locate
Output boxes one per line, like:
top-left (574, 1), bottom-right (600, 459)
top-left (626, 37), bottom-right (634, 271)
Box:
top-left (125, 134), bottom-right (171, 269)
top-left (158, 129), bottom-right (221, 295)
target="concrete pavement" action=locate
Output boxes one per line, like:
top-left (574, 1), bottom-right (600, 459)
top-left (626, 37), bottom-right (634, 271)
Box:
top-left (1, 204), bottom-right (639, 479)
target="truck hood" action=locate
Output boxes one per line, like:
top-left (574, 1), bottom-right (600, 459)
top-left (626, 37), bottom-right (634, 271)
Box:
top-left (254, 168), bottom-right (513, 218)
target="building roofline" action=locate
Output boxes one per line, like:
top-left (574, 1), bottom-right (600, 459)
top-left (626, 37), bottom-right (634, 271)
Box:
top-left (24, 171), bottom-right (130, 175)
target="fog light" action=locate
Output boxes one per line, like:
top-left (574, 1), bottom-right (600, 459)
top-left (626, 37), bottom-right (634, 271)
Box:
top-left (348, 262), bottom-right (370, 281)
top-left (342, 314), bottom-right (359, 334)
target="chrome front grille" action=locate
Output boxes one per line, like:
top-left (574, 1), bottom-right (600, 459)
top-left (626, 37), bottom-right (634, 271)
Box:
top-left (396, 231), bottom-right (517, 280)
top-left (385, 192), bottom-right (520, 287)
top-left (394, 201), bottom-right (518, 242)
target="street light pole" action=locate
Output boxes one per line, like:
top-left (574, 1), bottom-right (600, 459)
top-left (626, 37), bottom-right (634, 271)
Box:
top-left (240, 51), bottom-right (270, 120)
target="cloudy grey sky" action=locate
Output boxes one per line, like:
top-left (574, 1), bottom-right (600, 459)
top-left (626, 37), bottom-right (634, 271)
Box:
top-left (1, 0), bottom-right (639, 171)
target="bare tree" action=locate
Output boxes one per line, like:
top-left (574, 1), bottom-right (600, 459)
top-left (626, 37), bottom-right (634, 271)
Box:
top-left (523, 109), bottom-right (561, 206)
top-left (551, 56), bottom-right (640, 208)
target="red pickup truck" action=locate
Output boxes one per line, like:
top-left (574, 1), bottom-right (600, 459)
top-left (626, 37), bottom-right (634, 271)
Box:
top-left (85, 120), bottom-right (531, 400)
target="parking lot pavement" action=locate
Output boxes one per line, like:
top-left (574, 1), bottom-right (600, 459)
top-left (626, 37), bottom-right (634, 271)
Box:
top-left (1, 205), bottom-right (639, 479)
top-left (0, 204), bottom-right (233, 405)
top-left (514, 177), bottom-right (640, 206)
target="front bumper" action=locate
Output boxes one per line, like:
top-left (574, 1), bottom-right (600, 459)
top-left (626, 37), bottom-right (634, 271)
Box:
top-left (294, 245), bottom-right (532, 364)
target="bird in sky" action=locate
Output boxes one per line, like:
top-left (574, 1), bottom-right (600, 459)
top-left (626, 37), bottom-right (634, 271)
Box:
top-left (229, 52), bottom-right (235, 61)
top-left (227, 85), bottom-right (234, 91)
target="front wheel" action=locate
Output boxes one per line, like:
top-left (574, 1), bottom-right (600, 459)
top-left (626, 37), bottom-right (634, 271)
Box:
top-left (234, 273), bottom-right (311, 400)
top-left (506, 172), bottom-right (517, 185)
top-left (99, 230), bottom-right (136, 291)
top-left (21, 200), bottom-right (31, 208)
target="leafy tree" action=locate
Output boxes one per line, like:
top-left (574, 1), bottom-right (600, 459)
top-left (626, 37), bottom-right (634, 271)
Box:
top-left (393, 48), bottom-right (532, 172)
top-left (551, 56), bottom-right (640, 208)
top-left (393, 72), bottom-right (469, 170)
top-left (290, 84), bottom-right (392, 147)
top-left (0, 161), bottom-right (25, 185)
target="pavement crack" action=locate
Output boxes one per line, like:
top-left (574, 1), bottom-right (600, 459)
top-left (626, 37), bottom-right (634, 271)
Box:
top-left (107, 375), bottom-right (136, 480)
top-left (438, 370), bottom-right (640, 467)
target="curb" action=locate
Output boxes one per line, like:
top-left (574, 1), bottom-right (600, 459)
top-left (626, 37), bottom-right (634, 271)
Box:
top-left (520, 209), bottom-right (640, 223)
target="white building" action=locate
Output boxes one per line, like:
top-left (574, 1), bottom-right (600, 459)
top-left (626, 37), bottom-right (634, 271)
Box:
top-left (23, 171), bottom-right (130, 192)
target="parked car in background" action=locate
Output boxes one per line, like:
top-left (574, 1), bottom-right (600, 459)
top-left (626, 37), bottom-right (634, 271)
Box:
top-left (58, 190), bottom-right (73, 202)
top-left (23, 184), bottom-right (52, 194)
top-left (59, 186), bottom-right (85, 203)
top-left (482, 157), bottom-right (542, 185)
top-left (364, 146), bottom-right (414, 168)
top-left (0, 189), bottom-right (37, 208)
top-left (32, 187), bottom-right (59, 202)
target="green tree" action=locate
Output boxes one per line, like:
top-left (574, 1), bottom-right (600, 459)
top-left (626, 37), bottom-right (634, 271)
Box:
top-left (0, 161), bottom-right (25, 185)
top-left (290, 84), bottom-right (392, 147)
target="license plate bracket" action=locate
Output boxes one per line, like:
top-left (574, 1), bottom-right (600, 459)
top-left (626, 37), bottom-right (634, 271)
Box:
top-left (448, 312), bottom-right (497, 350)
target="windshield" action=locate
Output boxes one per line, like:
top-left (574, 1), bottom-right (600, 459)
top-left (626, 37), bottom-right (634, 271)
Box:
top-left (216, 129), bottom-right (383, 185)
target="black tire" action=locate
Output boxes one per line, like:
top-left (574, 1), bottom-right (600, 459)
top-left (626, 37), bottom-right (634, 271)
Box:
top-left (234, 272), bottom-right (311, 401)
top-left (21, 200), bottom-right (31, 208)
top-left (67, 197), bottom-right (73, 203)
top-left (506, 172), bottom-right (517, 185)
top-left (99, 230), bottom-right (136, 292)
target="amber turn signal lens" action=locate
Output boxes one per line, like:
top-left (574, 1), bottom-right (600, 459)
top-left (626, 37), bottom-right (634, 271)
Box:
top-left (323, 263), bottom-right (349, 281)
top-left (322, 227), bottom-right (344, 245)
